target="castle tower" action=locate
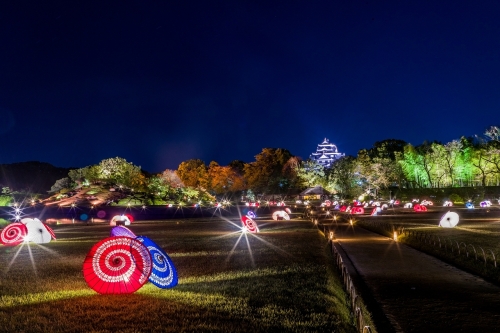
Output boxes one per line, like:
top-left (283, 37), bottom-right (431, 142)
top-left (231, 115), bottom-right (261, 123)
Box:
top-left (310, 138), bottom-right (344, 168)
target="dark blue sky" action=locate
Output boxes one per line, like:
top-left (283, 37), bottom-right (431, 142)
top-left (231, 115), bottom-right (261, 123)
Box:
top-left (1, 1), bottom-right (499, 172)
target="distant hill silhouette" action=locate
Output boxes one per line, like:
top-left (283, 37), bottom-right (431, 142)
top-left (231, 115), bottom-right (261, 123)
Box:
top-left (0, 161), bottom-right (74, 194)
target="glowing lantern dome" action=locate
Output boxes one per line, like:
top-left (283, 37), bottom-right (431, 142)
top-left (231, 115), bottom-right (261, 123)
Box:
top-left (22, 218), bottom-right (52, 244)
top-left (110, 215), bottom-right (131, 226)
top-left (272, 211), bottom-right (290, 220)
top-left (439, 212), bottom-right (459, 228)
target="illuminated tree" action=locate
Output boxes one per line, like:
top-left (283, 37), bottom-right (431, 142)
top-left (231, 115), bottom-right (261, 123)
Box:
top-left (471, 143), bottom-right (496, 186)
top-left (207, 161), bottom-right (245, 194)
top-left (146, 175), bottom-right (169, 200)
top-left (399, 144), bottom-right (429, 188)
top-left (84, 165), bottom-right (102, 184)
top-left (325, 156), bottom-right (360, 197)
top-left (366, 139), bottom-right (407, 160)
top-left (68, 167), bottom-right (86, 184)
top-left (50, 177), bottom-right (71, 193)
top-left (176, 159), bottom-right (208, 189)
top-left (161, 169), bottom-right (184, 188)
top-left (356, 150), bottom-right (399, 194)
top-left (281, 156), bottom-right (302, 190)
top-left (244, 148), bottom-right (294, 193)
top-left (482, 141), bottom-right (500, 185)
top-left (295, 160), bottom-right (325, 188)
top-left (228, 160), bottom-right (246, 176)
top-left (427, 143), bottom-right (448, 188)
top-left (439, 140), bottom-right (463, 187)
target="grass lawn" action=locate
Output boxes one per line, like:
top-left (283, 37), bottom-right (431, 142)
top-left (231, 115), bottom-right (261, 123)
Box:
top-left (356, 208), bottom-right (500, 284)
top-left (0, 216), bottom-right (356, 332)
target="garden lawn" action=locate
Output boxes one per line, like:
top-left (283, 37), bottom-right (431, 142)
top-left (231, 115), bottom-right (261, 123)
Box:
top-left (357, 208), bottom-right (500, 284)
top-left (0, 217), bottom-right (356, 333)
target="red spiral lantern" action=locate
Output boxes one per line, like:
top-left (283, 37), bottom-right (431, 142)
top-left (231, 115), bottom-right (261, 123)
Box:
top-left (83, 236), bottom-right (152, 294)
top-left (413, 204), bottom-right (427, 212)
top-left (241, 216), bottom-right (259, 233)
top-left (352, 207), bottom-right (364, 214)
top-left (42, 223), bottom-right (57, 240)
top-left (0, 223), bottom-right (28, 246)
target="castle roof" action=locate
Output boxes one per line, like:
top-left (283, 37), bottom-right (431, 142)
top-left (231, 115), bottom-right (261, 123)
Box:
top-left (309, 138), bottom-right (344, 167)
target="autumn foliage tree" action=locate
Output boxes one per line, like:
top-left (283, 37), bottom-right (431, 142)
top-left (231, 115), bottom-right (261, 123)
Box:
top-left (176, 159), bottom-right (208, 189)
top-left (207, 161), bottom-right (246, 194)
top-left (244, 148), bottom-right (294, 193)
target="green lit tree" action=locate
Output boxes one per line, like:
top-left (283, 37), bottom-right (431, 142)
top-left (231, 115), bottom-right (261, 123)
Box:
top-left (399, 144), bottom-right (428, 188)
top-left (325, 156), bottom-right (360, 198)
top-left (295, 160), bottom-right (326, 188)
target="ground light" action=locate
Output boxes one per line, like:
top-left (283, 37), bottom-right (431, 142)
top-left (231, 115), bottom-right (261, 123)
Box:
top-left (329, 231), bottom-right (334, 240)
top-left (393, 231), bottom-right (398, 241)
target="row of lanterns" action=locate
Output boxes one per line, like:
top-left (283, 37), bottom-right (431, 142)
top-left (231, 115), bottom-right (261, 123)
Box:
top-left (0, 218), bottom-right (56, 245)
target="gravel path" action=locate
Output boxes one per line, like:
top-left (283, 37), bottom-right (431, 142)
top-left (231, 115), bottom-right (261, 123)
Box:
top-left (332, 224), bottom-right (500, 333)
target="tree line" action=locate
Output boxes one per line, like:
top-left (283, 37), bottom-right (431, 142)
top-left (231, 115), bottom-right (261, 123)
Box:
top-left (298, 126), bottom-right (500, 199)
top-left (50, 126), bottom-right (500, 201)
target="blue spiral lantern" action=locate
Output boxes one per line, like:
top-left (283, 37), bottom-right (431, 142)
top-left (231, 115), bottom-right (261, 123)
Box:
top-left (135, 236), bottom-right (178, 289)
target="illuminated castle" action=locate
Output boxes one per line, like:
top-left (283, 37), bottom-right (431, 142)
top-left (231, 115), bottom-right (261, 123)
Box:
top-left (310, 138), bottom-right (344, 168)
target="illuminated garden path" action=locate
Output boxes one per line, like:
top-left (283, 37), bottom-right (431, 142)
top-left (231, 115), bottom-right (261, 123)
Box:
top-left (332, 224), bottom-right (500, 333)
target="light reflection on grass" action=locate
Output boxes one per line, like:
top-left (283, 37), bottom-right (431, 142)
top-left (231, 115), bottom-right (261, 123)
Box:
top-left (0, 218), bottom-right (357, 333)
top-left (1, 289), bottom-right (94, 308)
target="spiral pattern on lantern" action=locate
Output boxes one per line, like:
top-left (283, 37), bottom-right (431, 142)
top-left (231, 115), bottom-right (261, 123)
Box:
top-left (83, 236), bottom-right (152, 294)
top-left (0, 223), bottom-right (28, 246)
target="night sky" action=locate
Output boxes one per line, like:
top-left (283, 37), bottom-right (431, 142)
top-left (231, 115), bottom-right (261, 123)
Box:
top-left (1, 1), bottom-right (499, 173)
